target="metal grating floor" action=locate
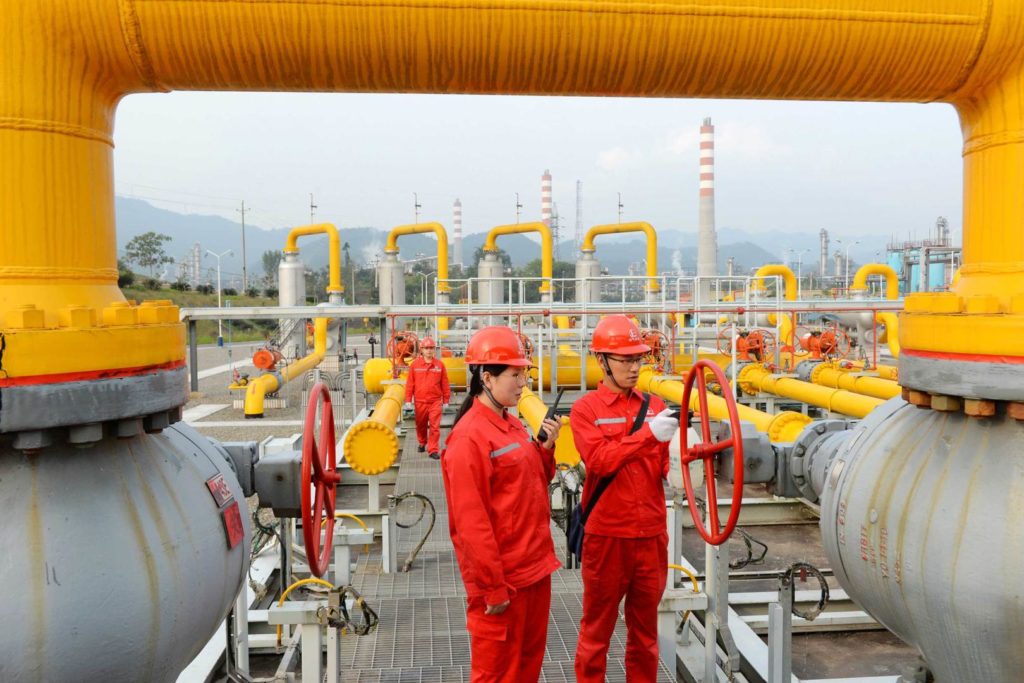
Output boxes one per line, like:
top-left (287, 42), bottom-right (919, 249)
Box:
top-left (338, 414), bottom-right (675, 681)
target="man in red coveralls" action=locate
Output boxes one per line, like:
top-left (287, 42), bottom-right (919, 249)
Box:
top-left (569, 315), bottom-right (680, 682)
top-left (404, 336), bottom-right (450, 460)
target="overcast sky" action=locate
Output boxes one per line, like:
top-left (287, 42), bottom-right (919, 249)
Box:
top-left (113, 92), bottom-right (964, 243)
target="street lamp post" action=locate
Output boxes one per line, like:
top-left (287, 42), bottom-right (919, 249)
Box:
top-left (795, 249), bottom-right (809, 298)
top-left (206, 248), bottom-right (233, 347)
top-left (844, 240), bottom-right (860, 291)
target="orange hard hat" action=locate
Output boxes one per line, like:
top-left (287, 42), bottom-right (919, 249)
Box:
top-left (420, 336), bottom-right (436, 349)
top-left (465, 326), bottom-right (531, 367)
top-left (590, 315), bottom-right (651, 355)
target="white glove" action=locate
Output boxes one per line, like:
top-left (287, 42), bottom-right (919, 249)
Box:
top-left (649, 408), bottom-right (680, 443)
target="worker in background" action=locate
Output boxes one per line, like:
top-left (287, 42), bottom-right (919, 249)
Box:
top-left (570, 315), bottom-right (680, 683)
top-left (442, 326), bottom-right (562, 683)
top-left (404, 336), bottom-right (450, 460)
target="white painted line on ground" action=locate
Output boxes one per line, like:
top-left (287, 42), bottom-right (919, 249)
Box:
top-left (191, 420), bottom-right (304, 428)
top-left (196, 361), bottom-right (253, 380)
top-left (182, 404), bottom-right (230, 423)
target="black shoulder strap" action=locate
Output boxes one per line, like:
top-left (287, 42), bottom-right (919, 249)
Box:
top-left (629, 392), bottom-right (652, 435)
top-left (580, 392), bottom-right (652, 524)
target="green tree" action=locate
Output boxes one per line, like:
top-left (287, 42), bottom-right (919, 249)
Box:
top-left (124, 231), bottom-right (174, 276)
top-left (518, 258), bottom-right (576, 302)
top-left (262, 249), bottom-right (283, 285)
top-left (117, 258), bottom-right (136, 288)
top-left (463, 246), bottom-right (511, 279)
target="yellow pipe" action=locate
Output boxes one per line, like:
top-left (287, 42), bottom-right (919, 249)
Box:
top-left (285, 224), bottom-right (344, 298)
top-left (753, 265), bottom-right (797, 348)
top-left (637, 369), bottom-right (812, 445)
top-left (875, 312), bottom-right (902, 358)
top-left (385, 222), bottom-right (450, 295)
top-left (736, 363), bottom-right (883, 420)
top-left (363, 357), bottom-right (466, 393)
top-left (343, 382), bottom-right (406, 475)
top-left (7, 0), bottom-right (1024, 388)
top-left (244, 317), bottom-right (328, 417)
top-left (851, 263), bottom-right (899, 300)
top-left (276, 577), bottom-right (333, 644)
top-left (385, 221), bottom-right (451, 329)
top-left (753, 265), bottom-right (798, 301)
top-left (583, 222), bottom-right (660, 293)
top-left (837, 359), bottom-right (900, 382)
top-left (518, 386), bottom-right (580, 467)
top-left (809, 363), bottom-right (901, 400)
top-left (483, 222), bottom-right (553, 294)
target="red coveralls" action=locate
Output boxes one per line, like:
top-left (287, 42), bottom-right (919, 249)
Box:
top-left (405, 356), bottom-right (451, 453)
top-left (569, 383), bottom-right (670, 683)
top-left (442, 399), bottom-right (562, 683)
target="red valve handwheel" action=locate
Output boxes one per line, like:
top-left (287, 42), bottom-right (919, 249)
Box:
top-left (820, 325), bottom-right (852, 360)
top-left (716, 327), bottom-right (737, 355)
top-left (301, 382), bottom-right (342, 577)
top-left (680, 360), bottom-right (745, 546)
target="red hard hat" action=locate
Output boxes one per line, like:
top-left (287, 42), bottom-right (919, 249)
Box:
top-left (420, 336), bottom-right (436, 349)
top-left (465, 326), bottom-right (532, 367)
top-left (590, 315), bottom-right (651, 355)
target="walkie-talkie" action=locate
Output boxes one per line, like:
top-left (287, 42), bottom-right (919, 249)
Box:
top-left (537, 388), bottom-right (567, 443)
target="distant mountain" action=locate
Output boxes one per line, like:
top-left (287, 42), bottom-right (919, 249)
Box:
top-left (114, 197), bottom-right (858, 284)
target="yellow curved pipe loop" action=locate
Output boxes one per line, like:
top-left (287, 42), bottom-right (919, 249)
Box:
top-left (583, 222), bottom-right (660, 293)
top-left (385, 222), bottom-right (450, 294)
top-left (875, 311), bottom-right (902, 358)
top-left (668, 563), bottom-right (702, 621)
top-left (385, 221), bottom-right (451, 329)
top-left (753, 264), bottom-right (797, 348)
top-left (637, 369), bottom-right (812, 445)
top-left (736, 363), bottom-right (883, 419)
top-left (277, 577), bottom-right (334, 645)
top-left (810, 363), bottom-right (901, 400)
top-left (244, 317), bottom-right (328, 417)
top-left (518, 385), bottom-right (580, 466)
top-left (343, 382), bottom-right (406, 475)
top-left (285, 224), bottom-right (344, 298)
top-left (851, 263), bottom-right (900, 300)
top-left (483, 222), bottom-right (553, 294)
top-left (321, 513), bottom-right (371, 552)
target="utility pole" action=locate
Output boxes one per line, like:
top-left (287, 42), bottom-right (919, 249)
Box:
top-left (551, 202), bottom-right (561, 260)
top-left (574, 180), bottom-right (583, 251)
top-left (237, 200), bottom-right (250, 291)
top-left (309, 193), bottom-right (317, 223)
top-left (414, 193), bottom-right (421, 223)
top-left (617, 192), bottom-right (624, 223)
top-left (515, 192), bottom-right (522, 223)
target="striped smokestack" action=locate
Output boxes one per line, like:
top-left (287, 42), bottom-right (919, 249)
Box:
top-left (541, 169), bottom-right (553, 227)
top-left (697, 118), bottom-right (718, 300)
top-left (453, 198), bottom-right (463, 266)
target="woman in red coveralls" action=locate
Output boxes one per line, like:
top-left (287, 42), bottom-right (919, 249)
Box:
top-left (441, 326), bottom-right (562, 683)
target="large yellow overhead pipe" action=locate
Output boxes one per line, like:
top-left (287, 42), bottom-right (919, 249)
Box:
top-left (583, 222), bottom-right (660, 293)
top-left (285, 224), bottom-right (344, 301)
top-left (809, 363), bottom-right (901, 400)
top-left (244, 317), bottom-right (328, 418)
top-left (518, 386), bottom-right (580, 466)
top-left (638, 369), bottom-right (812, 444)
top-left (736, 363), bottom-right (883, 419)
top-left (6, 0), bottom-right (1024, 391)
top-left (385, 222), bottom-right (450, 294)
top-left (343, 382), bottom-right (406, 475)
top-left (483, 222), bottom-right (553, 296)
top-left (851, 263), bottom-right (899, 300)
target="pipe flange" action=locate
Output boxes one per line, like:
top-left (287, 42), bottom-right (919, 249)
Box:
top-left (804, 360), bottom-right (829, 384)
top-left (766, 410), bottom-right (813, 444)
top-left (343, 420), bottom-right (399, 475)
top-left (734, 362), bottom-right (760, 396)
top-left (788, 419), bottom-right (849, 501)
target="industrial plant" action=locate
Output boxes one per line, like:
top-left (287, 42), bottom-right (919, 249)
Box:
top-left (1, 3), bottom-right (1015, 683)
